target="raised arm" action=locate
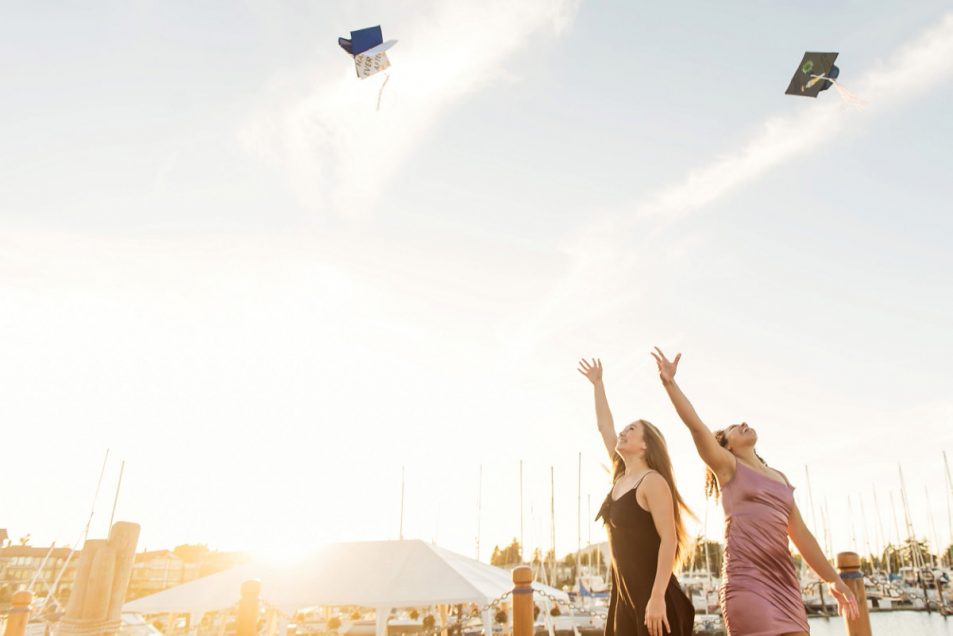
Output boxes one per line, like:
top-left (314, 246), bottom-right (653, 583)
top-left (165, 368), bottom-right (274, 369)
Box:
top-left (577, 358), bottom-right (617, 460)
top-left (651, 348), bottom-right (734, 481)
top-left (788, 502), bottom-right (859, 619)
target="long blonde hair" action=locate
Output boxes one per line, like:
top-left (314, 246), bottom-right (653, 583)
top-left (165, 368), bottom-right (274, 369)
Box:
top-left (613, 420), bottom-right (695, 567)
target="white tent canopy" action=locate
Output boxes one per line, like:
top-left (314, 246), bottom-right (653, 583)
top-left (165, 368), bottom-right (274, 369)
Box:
top-left (124, 540), bottom-right (568, 636)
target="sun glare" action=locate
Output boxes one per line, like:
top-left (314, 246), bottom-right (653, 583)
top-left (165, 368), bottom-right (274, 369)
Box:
top-left (252, 537), bottom-right (332, 566)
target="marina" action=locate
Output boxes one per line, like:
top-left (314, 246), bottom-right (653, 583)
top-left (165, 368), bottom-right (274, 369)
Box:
top-left (4, 448), bottom-right (953, 636)
top-left (3, 2), bottom-right (953, 636)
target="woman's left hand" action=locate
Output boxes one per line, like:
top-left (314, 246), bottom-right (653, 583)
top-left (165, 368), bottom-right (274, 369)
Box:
top-left (829, 579), bottom-right (860, 619)
top-left (644, 594), bottom-right (670, 636)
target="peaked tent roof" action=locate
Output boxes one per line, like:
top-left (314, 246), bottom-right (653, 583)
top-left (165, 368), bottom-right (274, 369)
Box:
top-left (124, 539), bottom-right (568, 615)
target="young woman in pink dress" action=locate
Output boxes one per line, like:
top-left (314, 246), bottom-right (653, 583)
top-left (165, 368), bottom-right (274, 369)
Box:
top-left (651, 348), bottom-right (858, 636)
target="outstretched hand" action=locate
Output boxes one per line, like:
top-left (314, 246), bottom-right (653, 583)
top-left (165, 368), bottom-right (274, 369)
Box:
top-left (650, 347), bottom-right (681, 384)
top-left (577, 358), bottom-right (603, 384)
top-left (829, 579), bottom-right (860, 620)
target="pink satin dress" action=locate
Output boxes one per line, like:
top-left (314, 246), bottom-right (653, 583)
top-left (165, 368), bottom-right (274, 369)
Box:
top-left (720, 461), bottom-right (809, 635)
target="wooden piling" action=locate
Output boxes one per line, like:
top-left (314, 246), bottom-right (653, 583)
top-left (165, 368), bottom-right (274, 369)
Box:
top-left (81, 545), bottom-right (116, 622)
top-left (237, 579), bottom-right (261, 636)
top-left (511, 566), bottom-right (534, 636)
top-left (438, 604), bottom-right (448, 636)
top-left (3, 590), bottom-right (33, 636)
top-left (105, 522), bottom-right (140, 625)
top-left (60, 522), bottom-right (140, 636)
top-left (64, 540), bottom-right (105, 622)
top-left (836, 552), bottom-right (872, 636)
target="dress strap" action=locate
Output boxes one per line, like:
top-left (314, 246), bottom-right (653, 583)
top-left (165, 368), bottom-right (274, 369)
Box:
top-left (632, 469), bottom-right (658, 494)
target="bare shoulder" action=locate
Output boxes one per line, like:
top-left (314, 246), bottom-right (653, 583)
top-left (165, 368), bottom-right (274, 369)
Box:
top-left (641, 471), bottom-right (671, 495)
top-left (637, 471), bottom-right (673, 514)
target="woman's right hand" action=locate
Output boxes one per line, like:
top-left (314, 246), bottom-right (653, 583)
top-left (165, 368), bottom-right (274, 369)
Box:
top-left (577, 358), bottom-right (603, 384)
top-left (651, 347), bottom-right (681, 384)
top-left (829, 579), bottom-right (860, 620)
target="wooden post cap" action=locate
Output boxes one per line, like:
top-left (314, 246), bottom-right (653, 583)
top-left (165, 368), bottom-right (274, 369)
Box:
top-left (512, 566), bottom-right (533, 586)
top-left (240, 579), bottom-right (261, 599)
top-left (836, 552), bottom-right (861, 570)
top-left (11, 591), bottom-right (33, 607)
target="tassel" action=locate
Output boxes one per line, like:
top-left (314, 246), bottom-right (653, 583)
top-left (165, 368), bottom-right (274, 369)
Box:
top-left (376, 73), bottom-right (390, 112)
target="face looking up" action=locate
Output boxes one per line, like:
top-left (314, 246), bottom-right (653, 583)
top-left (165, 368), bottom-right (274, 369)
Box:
top-left (722, 422), bottom-right (757, 452)
top-left (616, 421), bottom-right (649, 456)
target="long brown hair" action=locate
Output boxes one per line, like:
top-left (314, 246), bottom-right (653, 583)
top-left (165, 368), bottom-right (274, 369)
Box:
top-left (705, 428), bottom-right (769, 500)
top-left (613, 419), bottom-right (695, 567)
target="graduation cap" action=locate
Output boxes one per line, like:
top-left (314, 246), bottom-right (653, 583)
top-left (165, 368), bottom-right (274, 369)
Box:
top-left (785, 52), bottom-right (840, 98)
top-left (338, 25), bottom-right (397, 79)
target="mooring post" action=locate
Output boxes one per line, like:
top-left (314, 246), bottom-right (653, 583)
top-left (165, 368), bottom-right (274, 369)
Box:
top-left (511, 566), bottom-right (534, 636)
top-left (836, 552), bottom-right (872, 636)
top-left (237, 579), bottom-right (261, 636)
top-left (3, 590), bottom-right (33, 636)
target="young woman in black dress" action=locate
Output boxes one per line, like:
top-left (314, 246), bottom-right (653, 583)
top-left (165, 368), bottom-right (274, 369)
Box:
top-left (579, 358), bottom-right (695, 636)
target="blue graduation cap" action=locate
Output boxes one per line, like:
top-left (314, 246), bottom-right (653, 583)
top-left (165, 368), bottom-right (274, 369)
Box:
top-left (338, 25), bottom-right (397, 79)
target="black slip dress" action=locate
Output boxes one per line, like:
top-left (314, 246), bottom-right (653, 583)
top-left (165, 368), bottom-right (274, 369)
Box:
top-left (595, 471), bottom-right (695, 636)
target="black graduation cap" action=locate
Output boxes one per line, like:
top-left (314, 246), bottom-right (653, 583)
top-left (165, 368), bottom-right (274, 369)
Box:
top-left (785, 52), bottom-right (840, 98)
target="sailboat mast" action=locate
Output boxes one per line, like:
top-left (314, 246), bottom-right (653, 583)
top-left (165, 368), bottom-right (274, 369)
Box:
top-left (889, 491), bottom-right (908, 570)
top-left (821, 497), bottom-right (833, 561)
top-left (83, 449), bottom-right (110, 542)
top-left (587, 494), bottom-right (592, 546)
top-left (703, 499), bottom-right (713, 588)
top-left (859, 495), bottom-right (873, 561)
top-left (577, 452), bottom-right (582, 568)
top-left (926, 486), bottom-right (940, 568)
top-left (898, 466), bottom-right (922, 570)
top-left (872, 488), bottom-right (887, 565)
top-left (476, 464), bottom-right (482, 560)
top-left (108, 460), bottom-right (126, 531)
top-left (944, 452), bottom-right (953, 562)
top-left (848, 495), bottom-right (858, 553)
top-left (805, 465), bottom-right (819, 534)
top-left (520, 460), bottom-right (524, 562)
top-left (27, 543), bottom-right (57, 591)
top-left (550, 465), bottom-right (556, 584)
top-left (585, 495), bottom-right (590, 576)
top-left (400, 466), bottom-right (405, 540)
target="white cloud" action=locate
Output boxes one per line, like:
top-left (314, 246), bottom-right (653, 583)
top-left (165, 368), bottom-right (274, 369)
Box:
top-left (240, 0), bottom-right (580, 215)
top-left (638, 12), bottom-right (953, 220)
top-left (515, 12), bottom-right (953, 349)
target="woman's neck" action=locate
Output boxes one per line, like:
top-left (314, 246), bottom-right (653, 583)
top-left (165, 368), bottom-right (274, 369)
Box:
top-left (734, 447), bottom-right (762, 466)
top-left (620, 454), bottom-right (650, 476)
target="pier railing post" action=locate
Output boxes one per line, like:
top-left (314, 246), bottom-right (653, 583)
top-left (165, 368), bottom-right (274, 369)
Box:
top-left (237, 579), bottom-right (261, 636)
top-left (511, 566), bottom-right (533, 636)
top-left (3, 590), bottom-right (33, 636)
top-left (836, 552), bottom-right (871, 636)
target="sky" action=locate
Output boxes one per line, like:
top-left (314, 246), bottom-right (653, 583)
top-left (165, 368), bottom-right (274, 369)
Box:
top-left (2, 1), bottom-right (953, 566)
